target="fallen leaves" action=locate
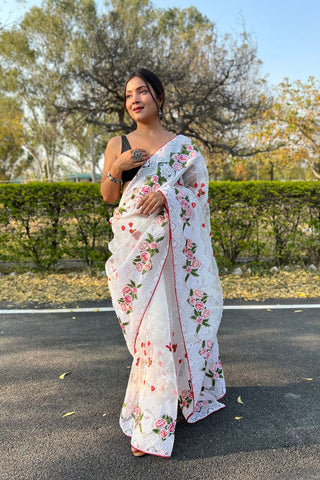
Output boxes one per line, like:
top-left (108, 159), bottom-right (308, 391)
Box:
top-left (0, 271), bottom-right (110, 305)
top-left (237, 396), bottom-right (244, 404)
top-left (59, 372), bottom-right (71, 379)
top-left (62, 411), bottom-right (75, 418)
top-left (220, 268), bottom-right (320, 301)
top-left (0, 267), bottom-right (319, 304)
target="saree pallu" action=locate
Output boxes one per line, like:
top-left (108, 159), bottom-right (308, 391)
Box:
top-left (106, 134), bottom-right (226, 457)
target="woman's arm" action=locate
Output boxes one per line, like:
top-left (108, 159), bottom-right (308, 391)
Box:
top-left (101, 136), bottom-right (149, 204)
top-left (100, 136), bottom-right (123, 204)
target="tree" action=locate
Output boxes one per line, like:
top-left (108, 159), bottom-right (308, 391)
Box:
top-left (0, 95), bottom-right (25, 180)
top-left (58, 0), bottom-right (270, 158)
top-left (0, 0), bottom-right (270, 181)
top-left (246, 77), bottom-right (320, 181)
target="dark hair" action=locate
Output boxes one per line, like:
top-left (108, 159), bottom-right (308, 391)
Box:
top-left (124, 68), bottom-right (165, 110)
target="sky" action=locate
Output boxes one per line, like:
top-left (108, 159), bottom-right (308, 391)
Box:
top-left (1, 0), bottom-right (320, 86)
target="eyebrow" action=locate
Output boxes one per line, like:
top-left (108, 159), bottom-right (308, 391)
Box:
top-left (125, 84), bottom-right (148, 93)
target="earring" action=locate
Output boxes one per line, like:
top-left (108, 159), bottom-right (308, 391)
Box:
top-left (158, 104), bottom-right (163, 120)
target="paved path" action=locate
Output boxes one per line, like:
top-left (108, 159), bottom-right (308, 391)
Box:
top-left (1, 301), bottom-right (319, 480)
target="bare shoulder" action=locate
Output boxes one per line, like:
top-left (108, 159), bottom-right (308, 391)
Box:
top-left (105, 135), bottom-right (122, 154)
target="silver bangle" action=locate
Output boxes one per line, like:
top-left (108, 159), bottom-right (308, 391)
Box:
top-left (106, 171), bottom-right (122, 184)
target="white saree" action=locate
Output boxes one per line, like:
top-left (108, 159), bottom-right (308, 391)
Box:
top-left (106, 134), bottom-right (226, 457)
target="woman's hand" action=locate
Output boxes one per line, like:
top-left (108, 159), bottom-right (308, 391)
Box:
top-left (137, 192), bottom-right (166, 215)
top-left (116, 148), bottom-right (149, 173)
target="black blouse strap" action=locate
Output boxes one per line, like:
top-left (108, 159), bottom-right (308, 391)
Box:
top-left (121, 135), bottom-right (132, 153)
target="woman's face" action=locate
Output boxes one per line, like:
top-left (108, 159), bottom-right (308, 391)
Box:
top-left (125, 76), bottom-right (159, 122)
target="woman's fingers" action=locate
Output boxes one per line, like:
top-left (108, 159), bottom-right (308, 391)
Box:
top-left (137, 192), bottom-right (165, 215)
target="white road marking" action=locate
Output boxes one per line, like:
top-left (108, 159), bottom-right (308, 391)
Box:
top-left (0, 304), bottom-right (320, 314)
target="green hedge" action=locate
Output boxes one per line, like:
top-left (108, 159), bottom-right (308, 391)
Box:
top-left (0, 181), bottom-right (320, 270)
top-left (209, 181), bottom-right (320, 267)
top-left (0, 182), bottom-right (113, 269)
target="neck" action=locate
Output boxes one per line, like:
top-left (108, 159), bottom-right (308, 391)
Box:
top-left (135, 117), bottom-right (165, 137)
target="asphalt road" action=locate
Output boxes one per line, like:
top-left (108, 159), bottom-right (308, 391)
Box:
top-left (1, 301), bottom-right (320, 480)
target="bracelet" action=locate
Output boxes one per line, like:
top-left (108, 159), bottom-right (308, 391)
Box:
top-left (106, 170), bottom-right (122, 184)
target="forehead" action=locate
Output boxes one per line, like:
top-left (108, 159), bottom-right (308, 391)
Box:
top-left (125, 76), bottom-right (148, 92)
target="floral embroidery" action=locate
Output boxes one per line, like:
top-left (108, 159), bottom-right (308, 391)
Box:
top-left (153, 414), bottom-right (176, 440)
top-left (178, 385), bottom-right (194, 409)
top-left (117, 280), bottom-right (141, 322)
top-left (133, 233), bottom-right (164, 274)
top-left (183, 238), bottom-right (201, 281)
top-left (132, 404), bottom-right (143, 433)
top-left (187, 289), bottom-right (210, 333)
top-left (175, 186), bottom-right (192, 230)
top-left (204, 358), bottom-right (224, 387)
top-left (155, 211), bottom-right (168, 227)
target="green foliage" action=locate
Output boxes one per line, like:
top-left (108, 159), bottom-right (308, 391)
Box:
top-left (209, 181), bottom-right (320, 267)
top-left (0, 182), bottom-right (113, 269)
top-left (1, 181), bottom-right (320, 270)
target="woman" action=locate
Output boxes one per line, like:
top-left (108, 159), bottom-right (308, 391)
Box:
top-left (101, 69), bottom-right (226, 458)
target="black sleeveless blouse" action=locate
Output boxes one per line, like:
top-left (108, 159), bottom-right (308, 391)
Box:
top-left (121, 135), bottom-right (141, 183)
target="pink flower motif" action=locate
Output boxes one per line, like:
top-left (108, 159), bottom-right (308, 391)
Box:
top-left (179, 188), bottom-right (187, 197)
top-left (181, 389), bottom-right (188, 399)
top-left (144, 263), bottom-right (151, 271)
top-left (186, 266), bottom-right (191, 273)
top-left (173, 162), bottom-right (182, 171)
top-left (132, 287), bottom-right (138, 294)
top-left (218, 361), bottom-right (222, 368)
top-left (133, 406), bottom-right (141, 417)
top-left (189, 391), bottom-right (194, 399)
top-left (188, 239), bottom-right (193, 248)
top-left (192, 258), bottom-right (200, 268)
top-left (187, 251), bottom-right (194, 260)
top-left (203, 309), bottom-right (210, 319)
top-left (182, 400), bottom-right (187, 407)
top-left (195, 301), bottom-right (205, 311)
top-left (124, 294), bottom-right (132, 304)
top-left (141, 251), bottom-right (150, 263)
top-left (187, 145), bottom-right (193, 151)
top-left (160, 429), bottom-right (168, 439)
top-left (196, 316), bottom-right (203, 324)
top-left (214, 372), bottom-right (220, 379)
top-left (189, 296), bottom-right (196, 305)
top-left (132, 231), bottom-right (141, 240)
top-left (156, 215), bottom-right (164, 225)
top-left (141, 185), bottom-right (152, 195)
top-left (155, 418), bottom-right (166, 428)
top-left (186, 208), bottom-right (192, 217)
top-left (113, 211), bottom-right (121, 219)
top-left (179, 154), bottom-right (188, 162)
top-left (201, 348), bottom-right (207, 356)
top-left (184, 247), bottom-right (189, 254)
top-left (150, 242), bottom-right (157, 249)
top-left (190, 151), bottom-right (197, 158)
top-left (152, 183), bottom-right (160, 192)
top-left (134, 195), bottom-right (143, 204)
top-left (151, 175), bottom-right (159, 183)
top-left (194, 289), bottom-right (203, 298)
top-left (122, 286), bottom-right (131, 294)
top-left (182, 215), bottom-right (187, 222)
top-left (139, 241), bottom-right (148, 250)
top-left (181, 199), bottom-right (189, 209)
top-left (172, 154), bottom-right (179, 161)
top-left (121, 304), bottom-right (127, 311)
top-left (136, 262), bottom-right (143, 272)
top-left (206, 340), bottom-right (213, 349)
top-left (168, 421), bottom-right (176, 433)
top-left (210, 363), bottom-right (217, 372)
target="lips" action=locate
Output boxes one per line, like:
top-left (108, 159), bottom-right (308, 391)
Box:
top-left (133, 107), bottom-right (143, 113)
